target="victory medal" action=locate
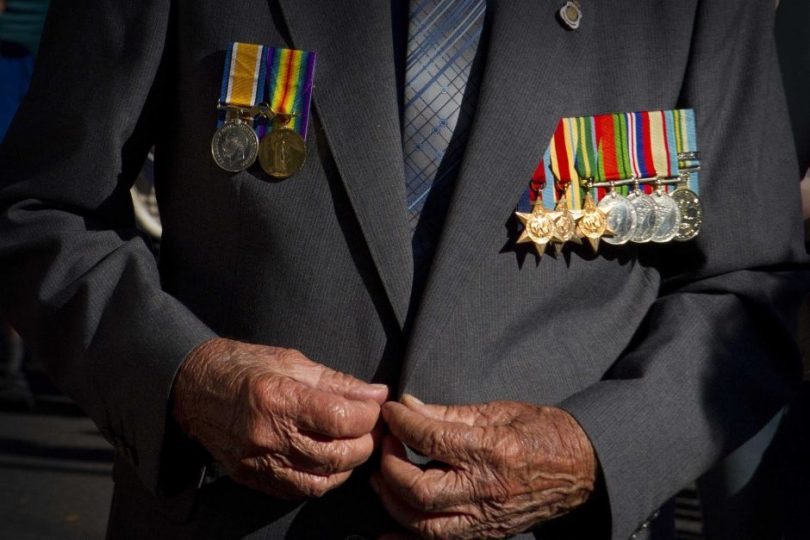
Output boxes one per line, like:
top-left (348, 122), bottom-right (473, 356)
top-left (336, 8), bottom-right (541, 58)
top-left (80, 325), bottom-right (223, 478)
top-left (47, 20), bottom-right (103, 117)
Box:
top-left (259, 115), bottom-right (307, 179)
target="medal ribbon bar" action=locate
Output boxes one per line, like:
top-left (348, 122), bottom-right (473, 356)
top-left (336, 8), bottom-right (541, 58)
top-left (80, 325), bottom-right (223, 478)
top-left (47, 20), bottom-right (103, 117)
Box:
top-left (218, 42), bottom-right (268, 127)
top-left (265, 47), bottom-right (317, 139)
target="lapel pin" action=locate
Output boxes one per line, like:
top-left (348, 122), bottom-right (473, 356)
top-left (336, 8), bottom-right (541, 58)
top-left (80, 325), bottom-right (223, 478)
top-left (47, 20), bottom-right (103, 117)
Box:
top-left (558, 1), bottom-right (583, 31)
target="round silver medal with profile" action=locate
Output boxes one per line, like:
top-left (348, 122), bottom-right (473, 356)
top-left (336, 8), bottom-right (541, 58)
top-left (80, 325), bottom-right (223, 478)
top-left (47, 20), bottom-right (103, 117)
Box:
top-left (597, 189), bottom-right (637, 245)
top-left (650, 187), bottom-right (682, 243)
top-left (627, 188), bottom-right (657, 243)
top-left (211, 119), bottom-right (260, 173)
top-left (671, 186), bottom-right (703, 241)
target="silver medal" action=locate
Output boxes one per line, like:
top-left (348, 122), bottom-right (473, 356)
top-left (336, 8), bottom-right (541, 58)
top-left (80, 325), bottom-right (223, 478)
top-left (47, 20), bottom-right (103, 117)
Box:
top-left (650, 189), bottom-right (682, 243)
top-left (598, 191), bottom-right (637, 245)
top-left (211, 120), bottom-right (260, 173)
top-left (627, 189), bottom-right (657, 243)
top-left (671, 187), bottom-right (703, 241)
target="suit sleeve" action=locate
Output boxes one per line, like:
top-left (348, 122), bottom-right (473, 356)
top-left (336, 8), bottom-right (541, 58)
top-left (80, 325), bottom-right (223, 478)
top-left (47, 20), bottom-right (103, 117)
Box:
top-left (0, 0), bottom-right (216, 495)
top-left (559, 2), bottom-right (809, 538)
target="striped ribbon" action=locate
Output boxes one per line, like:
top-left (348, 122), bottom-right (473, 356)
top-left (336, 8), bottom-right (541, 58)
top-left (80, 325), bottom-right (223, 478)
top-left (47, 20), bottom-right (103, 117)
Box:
top-left (674, 109), bottom-right (700, 193)
top-left (521, 108), bottom-right (698, 212)
top-left (218, 42), bottom-right (267, 128)
top-left (265, 47), bottom-right (317, 140)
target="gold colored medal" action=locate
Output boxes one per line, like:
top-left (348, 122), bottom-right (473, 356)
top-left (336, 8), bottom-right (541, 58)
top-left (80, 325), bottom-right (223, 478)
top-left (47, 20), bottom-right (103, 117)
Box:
top-left (259, 115), bottom-right (307, 179)
top-left (576, 191), bottom-right (609, 252)
top-left (515, 200), bottom-right (560, 257)
top-left (551, 196), bottom-right (580, 248)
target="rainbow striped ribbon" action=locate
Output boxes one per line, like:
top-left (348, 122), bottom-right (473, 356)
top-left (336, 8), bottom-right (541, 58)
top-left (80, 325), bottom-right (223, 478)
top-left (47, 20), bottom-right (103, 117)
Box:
top-left (218, 42), bottom-right (268, 128)
top-left (265, 47), bottom-right (317, 140)
top-left (673, 109), bottom-right (700, 193)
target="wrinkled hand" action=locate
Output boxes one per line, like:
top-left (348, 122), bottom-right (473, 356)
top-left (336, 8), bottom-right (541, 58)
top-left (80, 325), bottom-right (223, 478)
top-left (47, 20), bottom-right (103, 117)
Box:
top-left (372, 396), bottom-right (597, 539)
top-left (172, 337), bottom-right (388, 499)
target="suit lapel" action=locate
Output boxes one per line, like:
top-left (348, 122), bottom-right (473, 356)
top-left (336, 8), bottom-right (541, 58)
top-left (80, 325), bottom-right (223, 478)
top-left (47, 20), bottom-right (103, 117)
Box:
top-left (277, 0), bottom-right (413, 328)
top-left (400, 1), bottom-right (596, 385)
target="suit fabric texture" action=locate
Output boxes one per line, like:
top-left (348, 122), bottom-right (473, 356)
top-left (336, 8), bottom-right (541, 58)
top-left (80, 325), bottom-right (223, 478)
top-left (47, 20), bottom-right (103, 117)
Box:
top-left (0, 1), bottom-right (807, 539)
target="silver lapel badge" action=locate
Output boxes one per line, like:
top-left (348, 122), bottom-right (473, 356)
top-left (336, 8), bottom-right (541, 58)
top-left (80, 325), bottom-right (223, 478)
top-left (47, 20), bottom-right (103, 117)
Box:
top-left (559, 1), bottom-right (583, 30)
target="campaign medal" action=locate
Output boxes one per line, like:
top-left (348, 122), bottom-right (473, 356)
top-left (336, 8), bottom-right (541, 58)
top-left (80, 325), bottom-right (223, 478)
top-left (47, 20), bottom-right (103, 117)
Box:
top-left (258, 47), bottom-right (316, 179)
top-left (650, 186), bottom-right (682, 243)
top-left (552, 196), bottom-right (578, 247)
top-left (598, 187), bottom-right (637, 245)
top-left (516, 199), bottom-right (559, 257)
top-left (627, 187), bottom-right (657, 243)
top-left (672, 109), bottom-right (703, 241)
top-left (212, 42), bottom-right (267, 172)
top-left (671, 176), bottom-right (703, 241)
top-left (259, 115), bottom-right (307, 179)
top-left (576, 192), bottom-right (609, 252)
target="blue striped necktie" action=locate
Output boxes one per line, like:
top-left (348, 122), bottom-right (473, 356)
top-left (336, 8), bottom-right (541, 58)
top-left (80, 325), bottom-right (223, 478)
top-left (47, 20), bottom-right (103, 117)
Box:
top-left (403, 0), bottom-right (486, 229)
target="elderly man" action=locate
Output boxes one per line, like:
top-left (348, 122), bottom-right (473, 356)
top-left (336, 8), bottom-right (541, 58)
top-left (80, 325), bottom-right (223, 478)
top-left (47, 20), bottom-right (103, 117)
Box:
top-left (0, 1), bottom-right (806, 539)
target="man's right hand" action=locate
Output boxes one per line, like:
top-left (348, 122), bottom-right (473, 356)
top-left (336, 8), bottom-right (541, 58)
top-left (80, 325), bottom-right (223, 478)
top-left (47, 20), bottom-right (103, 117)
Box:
top-left (172, 337), bottom-right (388, 499)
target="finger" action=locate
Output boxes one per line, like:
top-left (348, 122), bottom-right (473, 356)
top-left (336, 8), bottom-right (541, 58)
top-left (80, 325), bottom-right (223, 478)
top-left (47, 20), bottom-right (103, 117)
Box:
top-left (284, 355), bottom-right (389, 403)
top-left (401, 395), bottom-right (516, 426)
top-left (371, 473), bottom-right (473, 540)
top-left (382, 402), bottom-right (478, 465)
top-left (288, 432), bottom-right (375, 474)
top-left (380, 435), bottom-right (473, 512)
top-left (293, 385), bottom-right (381, 438)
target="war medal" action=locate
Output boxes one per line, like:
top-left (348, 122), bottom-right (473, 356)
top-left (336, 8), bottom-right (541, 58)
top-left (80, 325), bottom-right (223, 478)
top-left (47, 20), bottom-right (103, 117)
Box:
top-left (258, 47), bottom-right (316, 180)
top-left (650, 184), bottom-right (682, 243)
top-left (627, 184), bottom-right (657, 243)
top-left (259, 114), bottom-right (307, 179)
top-left (212, 42), bottom-right (267, 173)
top-left (516, 198), bottom-right (559, 257)
top-left (671, 175), bottom-right (703, 241)
top-left (576, 190), bottom-right (609, 252)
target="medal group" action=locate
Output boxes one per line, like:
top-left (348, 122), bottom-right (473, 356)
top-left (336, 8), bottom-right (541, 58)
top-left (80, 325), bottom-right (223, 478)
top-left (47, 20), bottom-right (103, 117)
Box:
top-left (211, 42), bottom-right (316, 180)
top-left (516, 109), bottom-right (703, 256)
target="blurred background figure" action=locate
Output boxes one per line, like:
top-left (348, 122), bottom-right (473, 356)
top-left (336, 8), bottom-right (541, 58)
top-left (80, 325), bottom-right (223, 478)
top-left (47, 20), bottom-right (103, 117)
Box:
top-left (0, 0), bottom-right (50, 408)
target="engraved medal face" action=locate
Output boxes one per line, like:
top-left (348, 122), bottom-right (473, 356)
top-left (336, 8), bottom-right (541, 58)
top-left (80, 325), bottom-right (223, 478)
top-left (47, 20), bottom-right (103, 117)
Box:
top-left (211, 120), bottom-right (260, 172)
top-left (553, 209), bottom-right (576, 244)
top-left (651, 190), bottom-right (682, 243)
top-left (627, 190), bottom-right (657, 243)
top-left (259, 127), bottom-right (307, 179)
top-left (525, 212), bottom-right (556, 245)
top-left (576, 193), bottom-right (608, 251)
top-left (598, 192), bottom-right (638, 245)
top-left (671, 188), bottom-right (703, 241)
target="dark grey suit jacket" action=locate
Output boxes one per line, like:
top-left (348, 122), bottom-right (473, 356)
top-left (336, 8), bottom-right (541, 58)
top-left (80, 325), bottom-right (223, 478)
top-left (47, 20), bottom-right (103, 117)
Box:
top-left (0, 1), bottom-right (806, 539)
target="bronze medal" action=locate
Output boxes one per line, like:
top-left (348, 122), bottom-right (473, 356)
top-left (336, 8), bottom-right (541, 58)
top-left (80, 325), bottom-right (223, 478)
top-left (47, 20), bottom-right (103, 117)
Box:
top-left (515, 201), bottom-right (560, 257)
top-left (259, 117), bottom-right (306, 179)
top-left (576, 192), bottom-right (609, 252)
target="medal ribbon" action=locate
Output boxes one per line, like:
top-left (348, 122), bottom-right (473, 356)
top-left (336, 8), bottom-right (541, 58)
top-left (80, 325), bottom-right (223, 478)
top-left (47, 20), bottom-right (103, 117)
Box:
top-left (674, 108), bottom-right (700, 193)
top-left (218, 42), bottom-right (267, 127)
top-left (525, 109), bottom-right (697, 211)
top-left (265, 47), bottom-right (317, 139)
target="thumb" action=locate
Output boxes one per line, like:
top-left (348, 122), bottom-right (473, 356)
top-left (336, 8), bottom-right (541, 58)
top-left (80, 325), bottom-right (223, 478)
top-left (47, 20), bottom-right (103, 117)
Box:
top-left (285, 355), bottom-right (388, 403)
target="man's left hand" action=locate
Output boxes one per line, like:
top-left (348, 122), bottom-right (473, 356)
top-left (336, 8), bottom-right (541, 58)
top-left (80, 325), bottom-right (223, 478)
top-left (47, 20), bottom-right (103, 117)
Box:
top-left (372, 395), bottom-right (597, 539)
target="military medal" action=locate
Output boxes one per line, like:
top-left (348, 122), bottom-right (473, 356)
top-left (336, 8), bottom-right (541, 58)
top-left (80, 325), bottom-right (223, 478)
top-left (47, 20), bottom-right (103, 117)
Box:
top-left (650, 186), bottom-right (682, 243)
top-left (576, 191), bottom-right (609, 251)
top-left (518, 108), bottom-right (702, 257)
top-left (598, 186), bottom-right (637, 245)
top-left (672, 109), bottom-right (703, 241)
top-left (258, 47), bottom-right (316, 180)
top-left (627, 187), bottom-right (657, 243)
top-left (671, 178), bottom-right (703, 241)
top-left (212, 42), bottom-right (267, 172)
top-left (516, 199), bottom-right (559, 257)
top-left (259, 115), bottom-right (307, 179)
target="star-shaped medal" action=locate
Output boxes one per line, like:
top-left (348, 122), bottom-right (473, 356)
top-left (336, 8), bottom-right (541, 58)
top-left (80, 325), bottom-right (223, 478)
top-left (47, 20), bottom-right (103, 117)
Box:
top-left (515, 200), bottom-right (560, 257)
top-left (550, 196), bottom-right (581, 249)
top-left (575, 192), bottom-right (611, 252)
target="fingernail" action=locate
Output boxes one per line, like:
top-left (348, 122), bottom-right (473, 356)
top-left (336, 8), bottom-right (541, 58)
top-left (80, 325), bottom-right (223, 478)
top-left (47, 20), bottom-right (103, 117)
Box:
top-left (401, 393), bottom-right (424, 406)
top-left (370, 384), bottom-right (389, 391)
